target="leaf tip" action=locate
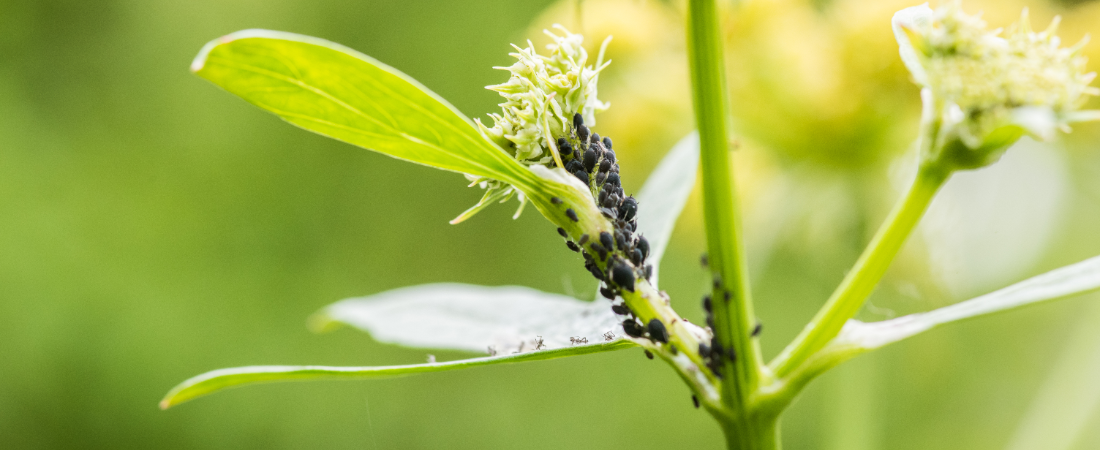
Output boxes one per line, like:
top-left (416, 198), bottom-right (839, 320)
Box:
top-left (190, 29), bottom-right (285, 74)
top-left (190, 33), bottom-right (239, 74)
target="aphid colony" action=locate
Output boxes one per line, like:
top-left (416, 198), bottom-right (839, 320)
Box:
top-left (551, 113), bottom-right (667, 349)
top-left (696, 254), bottom-right (762, 379)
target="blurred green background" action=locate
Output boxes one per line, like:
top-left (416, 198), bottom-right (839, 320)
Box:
top-left (3, 0), bottom-right (1100, 448)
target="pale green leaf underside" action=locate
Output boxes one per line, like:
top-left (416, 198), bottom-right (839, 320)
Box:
top-left (312, 283), bottom-right (624, 354)
top-left (192, 30), bottom-right (533, 185)
top-left (634, 132), bottom-right (700, 287)
top-left (832, 254), bottom-right (1100, 353)
top-left (160, 339), bottom-right (635, 409)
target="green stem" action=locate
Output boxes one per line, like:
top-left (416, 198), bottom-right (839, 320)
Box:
top-left (721, 414), bottom-right (781, 450)
top-left (771, 163), bottom-right (950, 378)
top-left (686, 0), bottom-right (762, 410)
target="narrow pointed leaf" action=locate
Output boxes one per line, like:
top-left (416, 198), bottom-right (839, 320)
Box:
top-left (634, 132), bottom-right (700, 286)
top-left (311, 283), bottom-right (626, 354)
top-left (831, 254), bottom-right (1100, 353)
top-left (161, 339), bottom-right (635, 409)
top-left (191, 30), bottom-right (535, 186)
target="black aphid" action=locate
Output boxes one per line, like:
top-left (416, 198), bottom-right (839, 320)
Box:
top-left (616, 232), bottom-right (628, 251)
top-left (599, 286), bottom-right (616, 299)
top-left (591, 132), bottom-right (601, 145)
top-left (751, 323), bottom-right (763, 337)
top-left (598, 158), bottom-right (611, 174)
top-left (699, 342), bottom-right (712, 358)
top-left (622, 319), bottom-right (645, 338)
top-left (565, 208), bottom-right (579, 222)
top-left (724, 291), bottom-right (731, 302)
top-left (611, 304), bottom-right (631, 315)
top-left (611, 262), bottom-right (635, 291)
top-left (587, 264), bottom-right (604, 280)
top-left (566, 241), bottom-right (580, 252)
top-left (692, 395), bottom-right (700, 408)
top-left (602, 136), bottom-right (613, 149)
top-left (713, 276), bottom-right (722, 289)
top-left (601, 195), bottom-right (618, 209)
top-left (702, 295), bottom-right (712, 312)
top-left (605, 149), bottom-right (616, 164)
top-left (556, 227), bottom-right (567, 237)
top-left (595, 172), bottom-right (607, 185)
top-left (578, 234), bottom-right (590, 245)
top-left (557, 139), bottom-right (573, 157)
top-left (631, 249), bottom-right (643, 266)
top-left (606, 172), bottom-right (621, 187)
top-left (599, 231), bottom-right (613, 249)
top-left (590, 242), bottom-right (605, 254)
top-left (711, 341), bottom-right (724, 359)
top-left (573, 169), bottom-right (588, 184)
top-left (645, 264), bottom-right (653, 280)
top-left (598, 188), bottom-right (609, 204)
top-left (573, 112), bottom-right (584, 129)
top-left (578, 124), bottom-right (590, 142)
top-left (599, 207), bottom-right (615, 219)
top-left (583, 148), bottom-right (597, 172)
top-left (551, 197), bottom-right (563, 205)
top-left (705, 315), bottom-right (715, 329)
top-left (566, 159), bottom-right (584, 173)
top-left (647, 319), bottom-right (669, 343)
top-left (620, 196), bottom-right (638, 221)
top-left (726, 347), bottom-right (737, 362)
top-left (644, 350), bottom-right (654, 360)
top-left (700, 253), bottom-right (709, 267)
top-left (636, 236), bottom-right (650, 259)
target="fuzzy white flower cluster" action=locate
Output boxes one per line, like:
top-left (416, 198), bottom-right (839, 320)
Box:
top-left (894, 2), bottom-right (1099, 164)
top-left (477, 25), bottom-right (611, 166)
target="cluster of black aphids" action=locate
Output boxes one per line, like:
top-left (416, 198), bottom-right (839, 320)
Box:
top-left (558, 113), bottom-right (636, 224)
top-left (695, 254), bottom-right (765, 378)
top-left (551, 113), bottom-right (668, 344)
top-left (699, 277), bottom-right (736, 378)
top-left (552, 113), bottom-right (653, 285)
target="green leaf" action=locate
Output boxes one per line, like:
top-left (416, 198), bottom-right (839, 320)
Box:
top-left (160, 339), bottom-right (635, 409)
top-left (829, 254), bottom-right (1100, 354)
top-left (634, 132), bottom-right (699, 287)
top-left (782, 255), bottom-right (1100, 395)
top-left (191, 30), bottom-right (536, 187)
top-left (310, 283), bottom-right (625, 354)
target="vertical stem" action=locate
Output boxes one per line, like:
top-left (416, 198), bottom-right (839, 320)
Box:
top-left (722, 414), bottom-right (781, 450)
top-left (686, 0), bottom-right (762, 411)
top-left (771, 164), bottom-right (949, 378)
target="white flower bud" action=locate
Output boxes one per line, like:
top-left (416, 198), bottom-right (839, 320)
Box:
top-left (476, 25), bottom-right (611, 167)
top-left (894, 2), bottom-right (1099, 168)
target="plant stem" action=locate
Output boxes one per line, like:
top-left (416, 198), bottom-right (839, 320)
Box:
top-left (722, 415), bottom-right (781, 450)
top-left (771, 163), bottom-right (949, 378)
top-left (686, 0), bottom-right (763, 418)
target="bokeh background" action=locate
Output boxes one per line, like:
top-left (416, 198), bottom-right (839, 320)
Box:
top-left (3, 0), bottom-right (1100, 448)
